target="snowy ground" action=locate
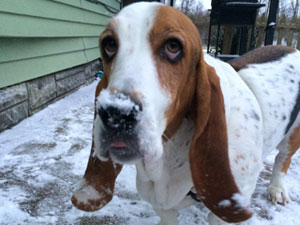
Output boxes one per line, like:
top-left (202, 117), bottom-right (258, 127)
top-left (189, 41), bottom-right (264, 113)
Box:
top-left (1, 81), bottom-right (300, 225)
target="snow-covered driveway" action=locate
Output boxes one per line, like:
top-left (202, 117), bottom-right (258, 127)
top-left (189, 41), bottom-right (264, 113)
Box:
top-left (1, 81), bottom-right (300, 225)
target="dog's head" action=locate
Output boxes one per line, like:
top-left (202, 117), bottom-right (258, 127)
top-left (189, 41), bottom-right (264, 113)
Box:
top-left (94, 2), bottom-right (201, 164)
top-left (72, 3), bottom-right (252, 223)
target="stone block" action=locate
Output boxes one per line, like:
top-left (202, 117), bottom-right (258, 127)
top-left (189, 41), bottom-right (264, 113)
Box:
top-left (92, 60), bottom-right (102, 72)
top-left (86, 77), bottom-right (96, 84)
top-left (56, 71), bottom-right (85, 96)
top-left (0, 102), bottom-right (28, 132)
top-left (84, 64), bottom-right (93, 79)
top-left (55, 65), bottom-right (84, 81)
top-left (27, 75), bottom-right (56, 111)
top-left (85, 59), bottom-right (102, 79)
top-left (0, 83), bottom-right (27, 112)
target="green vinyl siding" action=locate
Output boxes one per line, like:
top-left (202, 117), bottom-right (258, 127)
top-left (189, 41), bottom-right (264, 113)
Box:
top-left (0, 13), bottom-right (107, 38)
top-left (0, 0), bottom-right (121, 89)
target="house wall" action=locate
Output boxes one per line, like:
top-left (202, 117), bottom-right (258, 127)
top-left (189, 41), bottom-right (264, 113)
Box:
top-left (0, 0), bottom-right (121, 132)
top-left (0, 0), bottom-right (121, 89)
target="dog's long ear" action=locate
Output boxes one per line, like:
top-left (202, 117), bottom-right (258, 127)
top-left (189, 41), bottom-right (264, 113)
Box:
top-left (189, 59), bottom-right (252, 223)
top-left (71, 74), bottom-right (122, 212)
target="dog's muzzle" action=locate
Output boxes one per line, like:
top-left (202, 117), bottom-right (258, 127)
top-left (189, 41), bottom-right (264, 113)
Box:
top-left (97, 92), bottom-right (144, 163)
top-left (98, 97), bottom-right (142, 131)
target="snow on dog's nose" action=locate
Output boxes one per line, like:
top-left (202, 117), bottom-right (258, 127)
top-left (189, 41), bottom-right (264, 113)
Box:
top-left (97, 90), bottom-right (142, 131)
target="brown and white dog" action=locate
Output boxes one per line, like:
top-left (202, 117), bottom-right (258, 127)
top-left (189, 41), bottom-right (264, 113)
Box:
top-left (71, 2), bottom-right (300, 225)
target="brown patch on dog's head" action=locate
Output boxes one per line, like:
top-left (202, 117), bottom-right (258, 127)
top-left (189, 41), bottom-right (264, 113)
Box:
top-left (149, 5), bottom-right (202, 138)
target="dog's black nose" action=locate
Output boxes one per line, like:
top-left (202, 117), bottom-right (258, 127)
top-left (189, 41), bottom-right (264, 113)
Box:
top-left (98, 96), bottom-right (142, 131)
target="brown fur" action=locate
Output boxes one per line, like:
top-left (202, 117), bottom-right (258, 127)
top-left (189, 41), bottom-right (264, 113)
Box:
top-left (71, 146), bottom-right (122, 211)
top-left (71, 69), bottom-right (122, 212)
top-left (98, 22), bottom-right (120, 80)
top-left (229, 45), bottom-right (296, 72)
top-left (189, 62), bottom-right (252, 222)
top-left (282, 124), bottom-right (300, 173)
top-left (149, 6), bottom-right (200, 138)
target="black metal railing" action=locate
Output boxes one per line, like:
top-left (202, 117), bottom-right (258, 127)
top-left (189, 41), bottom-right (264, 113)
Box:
top-left (207, 0), bottom-right (265, 58)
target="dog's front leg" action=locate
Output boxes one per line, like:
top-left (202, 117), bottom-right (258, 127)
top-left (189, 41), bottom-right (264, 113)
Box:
top-left (267, 151), bottom-right (291, 205)
top-left (154, 208), bottom-right (180, 225)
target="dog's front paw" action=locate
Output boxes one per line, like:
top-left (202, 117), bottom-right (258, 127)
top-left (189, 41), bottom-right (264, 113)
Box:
top-left (267, 185), bottom-right (291, 205)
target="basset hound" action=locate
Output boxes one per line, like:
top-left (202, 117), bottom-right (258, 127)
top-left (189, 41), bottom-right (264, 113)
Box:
top-left (71, 2), bottom-right (300, 225)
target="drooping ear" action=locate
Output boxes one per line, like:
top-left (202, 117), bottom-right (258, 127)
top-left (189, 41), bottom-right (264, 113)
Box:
top-left (71, 73), bottom-right (122, 212)
top-left (189, 60), bottom-right (252, 223)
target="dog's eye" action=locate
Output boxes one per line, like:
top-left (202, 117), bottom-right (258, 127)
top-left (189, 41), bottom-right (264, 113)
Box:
top-left (163, 39), bottom-right (183, 63)
top-left (103, 37), bottom-right (117, 59)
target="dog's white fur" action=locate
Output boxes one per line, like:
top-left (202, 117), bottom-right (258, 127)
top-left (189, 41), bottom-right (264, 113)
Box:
top-left (73, 3), bottom-right (300, 225)
top-left (94, 2), bottom-right (170, 168)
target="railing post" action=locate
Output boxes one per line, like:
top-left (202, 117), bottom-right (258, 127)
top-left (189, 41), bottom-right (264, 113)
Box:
top-left (256, 13), bottom-right (267, 48)
top-left (265, 0), bottom-right (279, 45)
top-left (222, 26), bottom-right (234, 54)
top-left (297, 16), bottom-right (300, 50)
top-left (239, 27), bottom-right (249, 55)
top-left (276, 15), bottom-right (286, 45)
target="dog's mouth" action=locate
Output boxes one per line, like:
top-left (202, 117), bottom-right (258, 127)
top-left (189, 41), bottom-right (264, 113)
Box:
top-left (101, 130), bottom-right (144, 164)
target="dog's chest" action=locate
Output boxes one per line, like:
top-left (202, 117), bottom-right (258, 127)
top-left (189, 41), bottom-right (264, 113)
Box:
top-left (163, 118), bottom-right (194, 171)
top-left (136, 118), bottom-right (194, 209)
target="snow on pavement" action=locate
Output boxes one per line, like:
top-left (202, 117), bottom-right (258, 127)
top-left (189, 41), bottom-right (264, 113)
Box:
top-left (0, 81), bottom-right (300, 225)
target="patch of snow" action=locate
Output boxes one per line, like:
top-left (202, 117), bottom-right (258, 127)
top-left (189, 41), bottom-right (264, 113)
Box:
top-left (232, 193), bottom-right (251, 209)
top-left (0, 188), bottom-right (28, 223)
top-left (268, 22), bottom-right (276, 27)
top-left (73, 180), bottom-right (102, 205)
top-left (218, 199), bottom-right (232, 208)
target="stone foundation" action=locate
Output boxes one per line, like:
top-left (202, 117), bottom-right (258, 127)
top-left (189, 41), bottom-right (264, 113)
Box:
top-left (0, 59), bottom-right (102, 132)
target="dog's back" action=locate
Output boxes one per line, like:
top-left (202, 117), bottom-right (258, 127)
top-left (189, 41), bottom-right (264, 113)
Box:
top-left (230, 46), bottom-right (300, 205)
top-left (229, 45), bottom-right (296, 72)
top-left (230, 46), bottom-right (300, 154)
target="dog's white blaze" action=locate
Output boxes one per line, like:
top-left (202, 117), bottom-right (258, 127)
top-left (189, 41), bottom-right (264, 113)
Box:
top-left (95, 2), bottom-right (171, 163)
